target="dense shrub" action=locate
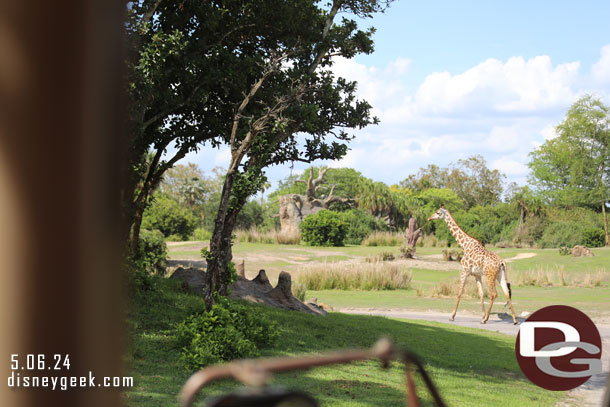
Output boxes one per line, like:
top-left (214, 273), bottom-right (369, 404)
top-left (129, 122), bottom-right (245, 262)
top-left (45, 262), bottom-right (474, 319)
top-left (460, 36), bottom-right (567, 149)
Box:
top-left (193, 227), bottom-right (212, 241)
top-left (127, 229), bottom-right (167, 293)
top-left (175, 299), bottom-right (277, 370)
top-left (137, 229), bottom-right (168, 274)
top-left (142, 195), bottom-right (198, 240)
top-left (300, 210), bottom-right (347, 246)
top-left (583, 228), bottom-right (605, 247)
top-left (338, 208), bottom-right (386, 245)
top-left (235, 200), bottom-right (265, 230)
top-left (539, 221), bottom-right (585, 248)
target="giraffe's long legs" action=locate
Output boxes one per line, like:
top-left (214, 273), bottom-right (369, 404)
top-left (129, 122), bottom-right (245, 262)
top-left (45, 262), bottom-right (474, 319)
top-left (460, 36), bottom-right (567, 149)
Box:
top-left (450, 271), bottom-right (468, 321)
top-left (483, 274), bottom-right (497, 324)
top-left (498, 266), bottom-right (518, 324)
top-left (475, 276), bottom-right (485, 323)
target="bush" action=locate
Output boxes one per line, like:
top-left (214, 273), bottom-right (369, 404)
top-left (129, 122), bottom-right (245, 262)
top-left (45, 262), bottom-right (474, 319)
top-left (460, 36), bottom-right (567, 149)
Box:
top-left (300, 210), bottom-right (347, 246)
top-left (338, 209), bottom-right (386, 245)
top-left (442, 248), bottom-right (463, 261)
top-left (539, 221), bottom-right (584, 248)
top-left (175, 299), bottom-right (277, 370)
top-left (137, 229), bottom-right (168, 274)
top-left (583, 228), bottom-right (605, 248)
top-left (193, 228), bottom-right (212, 241)
top-left (365, 251), bottom-right (396, 262)
top-left (127, 229), bottom-right (167, 293)
top-left (142, 195), bottom-right (198, 240)
top-left (399, 245), bottom-right (416, 258)
top-left (558, 246), bottom-right (571, 256)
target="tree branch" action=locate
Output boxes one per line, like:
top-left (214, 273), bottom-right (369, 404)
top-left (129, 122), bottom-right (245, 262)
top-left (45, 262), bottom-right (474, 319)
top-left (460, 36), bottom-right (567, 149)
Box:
top-left (141, 83), bottom-right (203, 130)
top-left (141, 0), bottom-right (162, 27)
top-left (308, 0), bottom-right (342, 74)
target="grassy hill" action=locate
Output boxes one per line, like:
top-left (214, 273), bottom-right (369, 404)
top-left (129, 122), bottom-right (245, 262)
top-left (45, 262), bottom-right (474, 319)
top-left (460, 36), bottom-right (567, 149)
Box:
top-left (125, 278), bottom-right (563, 407)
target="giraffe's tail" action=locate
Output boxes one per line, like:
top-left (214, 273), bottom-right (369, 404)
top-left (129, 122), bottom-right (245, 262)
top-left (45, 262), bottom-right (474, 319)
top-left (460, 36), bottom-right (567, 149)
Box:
top-left (500, 262), bottom-right (512, 307)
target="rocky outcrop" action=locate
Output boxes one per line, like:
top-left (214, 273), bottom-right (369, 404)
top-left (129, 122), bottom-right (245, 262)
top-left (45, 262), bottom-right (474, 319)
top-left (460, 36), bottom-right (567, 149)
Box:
top-left (278, 168), bottom-right (351, 235)
top-left (168, 267), bottom-right (326, 315)
top-left (572, 245), bottom-right (594, 257)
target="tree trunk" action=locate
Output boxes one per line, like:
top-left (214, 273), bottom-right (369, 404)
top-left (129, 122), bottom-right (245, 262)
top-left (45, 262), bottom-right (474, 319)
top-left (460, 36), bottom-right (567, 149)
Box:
top-left (204, 170), bottom-right (237, 310)
top-left (130, 203), bottom-right (145, 253)
top-left (403, 217), bottom-right (422, 258)
top-left (519, 204), bottom-right (525, 232)
top-left (602, 200), bottom-right (609, 246)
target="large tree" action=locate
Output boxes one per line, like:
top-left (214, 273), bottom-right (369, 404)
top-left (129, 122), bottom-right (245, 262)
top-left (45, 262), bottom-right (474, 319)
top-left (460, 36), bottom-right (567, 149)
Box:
top-left (529, 95), bottom-right (610, 245)
top-left (203, 0), bottom-right (391, 309)
top-left (400, 155), bottom-right (505, 209)
top-left (124, 0), bottom-right (245, 252)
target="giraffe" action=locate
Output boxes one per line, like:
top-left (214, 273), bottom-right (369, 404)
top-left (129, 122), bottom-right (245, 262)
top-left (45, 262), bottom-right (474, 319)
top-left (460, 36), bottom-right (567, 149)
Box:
top-left (428, 206), bottom-right (518, 325)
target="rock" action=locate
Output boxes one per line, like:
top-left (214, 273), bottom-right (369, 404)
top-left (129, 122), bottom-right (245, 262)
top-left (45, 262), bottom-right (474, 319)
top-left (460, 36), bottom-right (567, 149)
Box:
top-left (572, 245), bottom-right (594, 257)
top-left (168, 267), bottom-right (206, 293)
top-left (236, 270), bottom-right (326, 315)
top-left (318, 302), bottom-right (334, 311)
top-left (252, 269), bottom-right (273, 290)
top-left (168, 264), bottom-right (325, 315)
top-left (235, 260), bottom-right (245, 278)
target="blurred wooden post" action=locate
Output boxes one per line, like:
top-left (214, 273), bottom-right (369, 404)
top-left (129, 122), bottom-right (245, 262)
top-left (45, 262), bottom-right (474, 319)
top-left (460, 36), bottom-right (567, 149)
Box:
top-left (0, 0), bottom-right (124, 406)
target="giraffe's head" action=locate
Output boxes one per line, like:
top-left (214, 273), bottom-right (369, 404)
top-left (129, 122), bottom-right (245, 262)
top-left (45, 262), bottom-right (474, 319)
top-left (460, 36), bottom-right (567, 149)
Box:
top-left (427, 206), bottom-right (448, 221)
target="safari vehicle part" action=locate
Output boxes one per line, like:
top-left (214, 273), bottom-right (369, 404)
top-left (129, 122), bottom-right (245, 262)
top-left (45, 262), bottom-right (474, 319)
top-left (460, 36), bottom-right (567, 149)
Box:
top-left (180, 338), bottom-right (446, 407)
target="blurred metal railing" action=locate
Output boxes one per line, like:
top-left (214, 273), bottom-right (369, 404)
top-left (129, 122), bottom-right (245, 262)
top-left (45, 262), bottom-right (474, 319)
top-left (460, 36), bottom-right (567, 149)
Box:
top-left (180, 338), bottom-right (446, 407)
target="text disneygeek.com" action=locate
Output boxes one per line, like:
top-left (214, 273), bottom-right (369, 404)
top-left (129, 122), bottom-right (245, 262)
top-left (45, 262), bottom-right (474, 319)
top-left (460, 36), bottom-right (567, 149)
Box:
top-left (8, 354), bottom-right (133, 390)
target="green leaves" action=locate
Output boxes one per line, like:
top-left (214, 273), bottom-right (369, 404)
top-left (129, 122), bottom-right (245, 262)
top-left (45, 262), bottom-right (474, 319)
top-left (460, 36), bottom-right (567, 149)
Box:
top-left (300, 209), bottom-right (348, 246)
top-left (175, 299), bottom-right (278, 370)
top-left (528, 95), bottom-right (610, 209)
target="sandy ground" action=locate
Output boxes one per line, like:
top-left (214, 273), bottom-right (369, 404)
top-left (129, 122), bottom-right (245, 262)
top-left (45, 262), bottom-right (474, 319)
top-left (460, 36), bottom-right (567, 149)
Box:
top-left (506, 252), bottom-right (538, 261)
top-left (339, 307), bottom-right (610, 407)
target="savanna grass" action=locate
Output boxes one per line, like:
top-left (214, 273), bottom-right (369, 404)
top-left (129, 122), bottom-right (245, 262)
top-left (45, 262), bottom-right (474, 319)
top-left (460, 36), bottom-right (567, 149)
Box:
top-left (235, 228), bottom-right (301, 245)
top-left (361, 231), bottom-right (403, 247)
top-left (296, 262), bottom-right (412, 290)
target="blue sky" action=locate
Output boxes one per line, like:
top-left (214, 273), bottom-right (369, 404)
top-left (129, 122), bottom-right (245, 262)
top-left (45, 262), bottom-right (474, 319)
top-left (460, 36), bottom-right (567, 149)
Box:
top-left (176, 0), bottom-right (610, 192)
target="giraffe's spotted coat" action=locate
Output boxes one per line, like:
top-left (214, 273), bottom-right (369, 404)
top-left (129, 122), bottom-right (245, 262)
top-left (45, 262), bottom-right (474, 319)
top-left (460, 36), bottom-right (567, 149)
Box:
top-left (428, 207), bottom-right (518, 325)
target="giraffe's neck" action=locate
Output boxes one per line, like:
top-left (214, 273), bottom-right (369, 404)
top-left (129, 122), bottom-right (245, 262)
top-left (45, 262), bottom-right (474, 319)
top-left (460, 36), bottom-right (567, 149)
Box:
top-left (444, 211), bottom-right (481, 252)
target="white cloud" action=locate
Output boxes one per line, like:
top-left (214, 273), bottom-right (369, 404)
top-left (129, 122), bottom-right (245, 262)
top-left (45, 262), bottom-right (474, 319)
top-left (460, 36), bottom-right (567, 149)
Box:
top-left (406, 56), bottom-right (580, 117)
top-left (540, 124), bottom-right (558, 140)
top-left (214, 147), bottom-right (231, 166)
top-left (181, 44), bottom-right (610, 190)
top-left (491, 158), bottom-right (529, 176)
top-left (591, 45), bottom-right (610, 85)
top-left (314, 45), bottom-right (610, 186)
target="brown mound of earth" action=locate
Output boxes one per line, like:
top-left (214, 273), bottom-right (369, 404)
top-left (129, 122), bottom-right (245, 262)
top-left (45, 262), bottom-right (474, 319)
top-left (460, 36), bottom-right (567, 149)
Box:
top-left (169, 267), bottom-right (325, 315)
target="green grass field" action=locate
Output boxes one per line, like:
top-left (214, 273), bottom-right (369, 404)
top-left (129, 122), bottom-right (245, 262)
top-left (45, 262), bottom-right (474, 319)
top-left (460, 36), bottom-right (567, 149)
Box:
top-left (126, 279), bottom-right (562, 407)
top-left (140, 242), bottom-right (610, 406)
top-left (168, 243), bottom-right (610, 316)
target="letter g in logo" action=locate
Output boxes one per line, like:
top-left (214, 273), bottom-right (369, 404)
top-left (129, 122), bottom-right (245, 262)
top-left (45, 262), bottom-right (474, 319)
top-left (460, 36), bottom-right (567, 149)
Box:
top-left (515, 305), bottom-right (602, 391)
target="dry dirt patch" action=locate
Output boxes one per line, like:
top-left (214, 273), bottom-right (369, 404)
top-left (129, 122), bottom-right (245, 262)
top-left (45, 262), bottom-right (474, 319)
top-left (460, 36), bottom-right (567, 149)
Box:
top-left (505, 252), bottom-right (537, 261)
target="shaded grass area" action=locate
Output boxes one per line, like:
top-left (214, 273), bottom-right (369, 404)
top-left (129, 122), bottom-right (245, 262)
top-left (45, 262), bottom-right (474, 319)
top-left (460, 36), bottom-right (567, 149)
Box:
top-left (126, 279), bottom-right (562, 407)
